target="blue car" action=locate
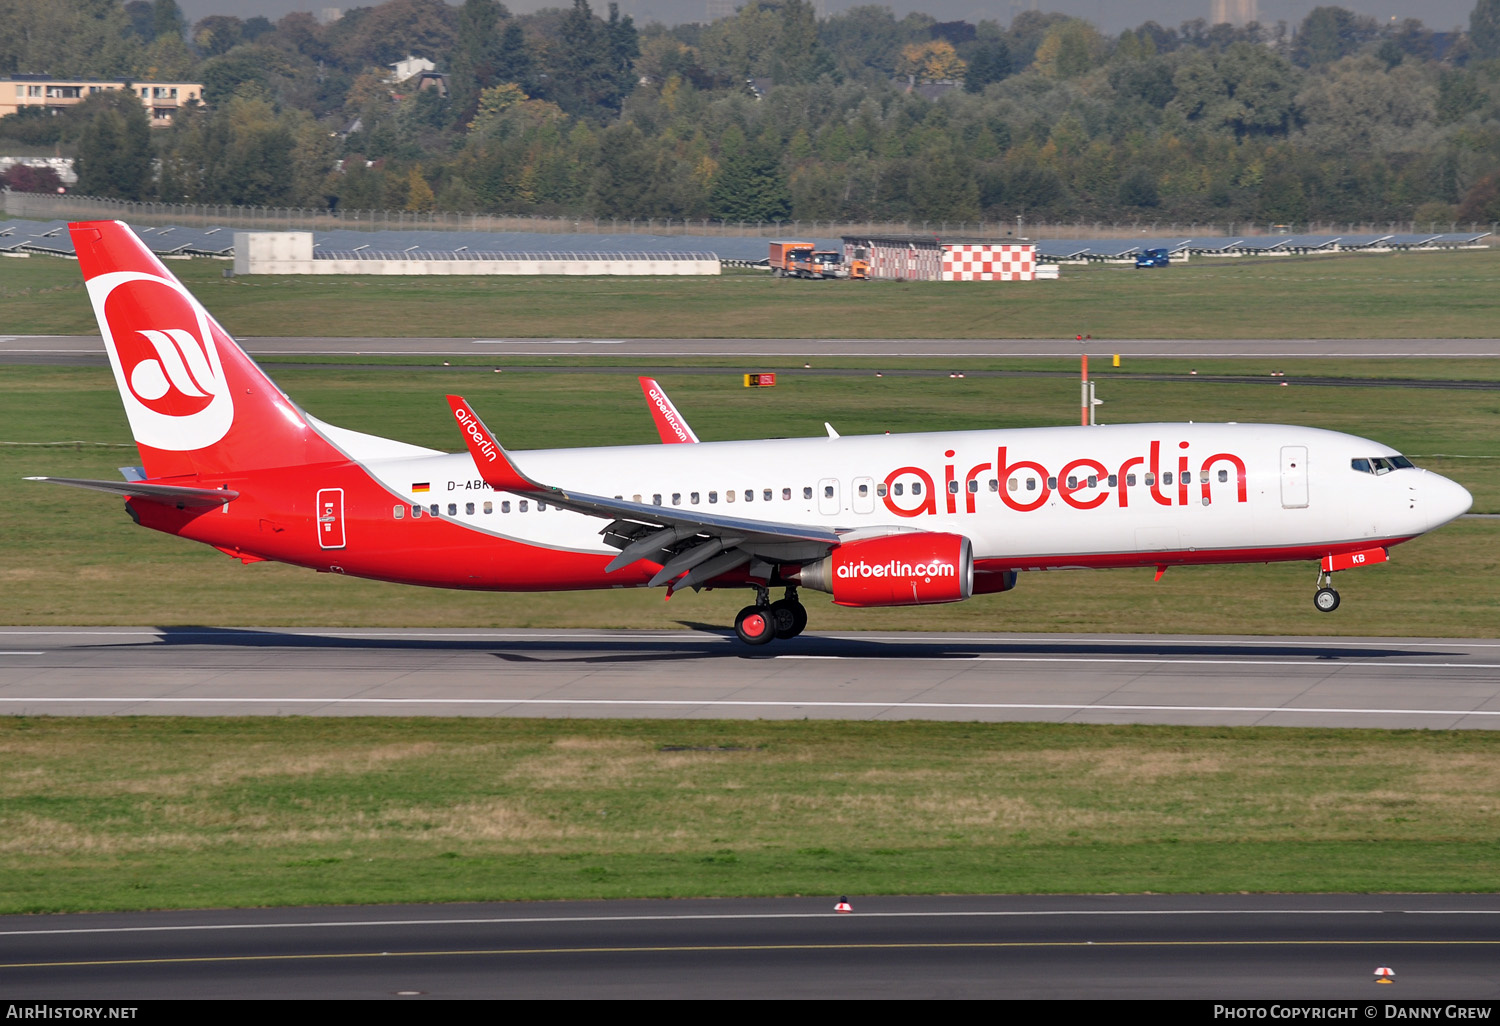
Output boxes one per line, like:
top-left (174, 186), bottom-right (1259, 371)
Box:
top-left (1135, 248), bottom-right (1171, 268)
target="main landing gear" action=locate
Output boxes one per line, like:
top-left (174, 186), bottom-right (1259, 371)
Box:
top-left (1313, 566), bottom-right (1341, 613)
top-left (734, 587), bottom-right (808, 646)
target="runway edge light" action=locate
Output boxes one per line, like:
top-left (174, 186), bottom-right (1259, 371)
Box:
top-left (1374, 966), bottom-right (1395, 983)
top-left (835, 896), bottom-right (853, 913)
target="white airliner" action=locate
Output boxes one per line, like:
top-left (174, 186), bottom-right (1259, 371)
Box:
top-left (29, 221), bottom-right (1473, 644)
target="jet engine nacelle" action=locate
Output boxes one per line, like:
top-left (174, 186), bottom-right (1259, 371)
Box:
top-left (796, 533), bottom-right (973, 607)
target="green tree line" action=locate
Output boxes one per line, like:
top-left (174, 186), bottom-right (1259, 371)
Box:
top-left (6, 0), bottom-right (1500, 226)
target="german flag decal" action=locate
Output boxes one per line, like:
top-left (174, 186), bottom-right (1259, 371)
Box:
top-left (412, 482), bottom-right (431, 493)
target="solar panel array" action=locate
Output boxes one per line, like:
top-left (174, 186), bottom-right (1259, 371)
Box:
top-left (1036, 232), bottom-right (1492, 260)
top-left (2, 219), bottom-right (1488, 263)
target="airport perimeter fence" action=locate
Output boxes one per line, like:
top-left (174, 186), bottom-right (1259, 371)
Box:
top-left (4, 190), bottom-right (1498, 242)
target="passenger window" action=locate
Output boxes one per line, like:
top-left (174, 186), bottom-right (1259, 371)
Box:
top-left (483, 501), bottom-right (493, 514)
top-left (858, 483), bottom-right (869, 498)
top-left (632, 494), bottom-right (642, 503)
top-left (823, 485), bottom-right (834, 498)
top-left (1087, 476), bottom-right (1098, 488)
top-left (1066, 476), bottom-right (1077, 489)
top-left (726, 490), bottom-right (735, 502)
top-left (709, 491), bottom-right (718, 504)
top-left (412, 505), bottom-right (422, 518)
top-left (1181, 472), bottom-right (1191, 485)
top-left (803, 487), bottom-right (813, 499)
top-left (538, 502), bottom-right (547, 511)
top-left (1145, 473), bottom-right (1155, 486)
top-left (672, 493), bottom-right (682, 506)
top-left (783, 488), bottom-right (791, 500)
top-left (764, 489), bottom-right (772, 502)
top-left (911, 482), bottom-right (922, 495)
top-left (691, 491), bottom-right (700, 504)
top-left (947, 480), bottom-right (959, 494)
top-left (429, 504), bottom-right (439, 516)
top-left (1026, 478), bottom-right (1036, 491)
top-left (393, 505), bottom-right (404, 519)
top-left (877, 483), bottom-right (888, 497)
top-left (465, 502), bottom-right (475, 515)
top-left (988, 479), bottom-right (998, 492)
top-left (653, 494), bottom-right (662, 506)
top-left (519, 500), bottom-right (529, 512)
top-left (501, 501), bottom-right (511, 513)
top-left (1046, 477), bottom-right (1056, 489)
top-left (744, 490), bottom-right (753, 502)
top-left (447, 503), bottom-right (457, 516)
top-left (1107, 475), bottom-right (1117, 487)
top-left (1127, 474), bottom-right (1137, 487)
top-left (894, 483), bottom-right (904, 496)
top-left (1219, 469), bottom-right (1229, 483)
top-left (1008, 478), bottom-right (1018, 492)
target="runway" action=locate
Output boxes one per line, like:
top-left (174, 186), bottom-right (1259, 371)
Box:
top-left (5, 334), bottom-right (1500, 360)
top-left (3, 628), bottom-right (1499, 728)
top-left (3, 894), bottom-right (1498, 998)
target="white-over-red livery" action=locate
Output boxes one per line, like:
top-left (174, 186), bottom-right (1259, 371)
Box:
top-left (30, 220), bottom-right (1474, 644)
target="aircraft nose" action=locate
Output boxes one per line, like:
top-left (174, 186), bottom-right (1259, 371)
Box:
top-left (1422, 471), bottom-right (1473, 528)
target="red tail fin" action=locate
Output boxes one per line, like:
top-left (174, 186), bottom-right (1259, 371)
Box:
top-left (70, 221), bottom-right (340, 479)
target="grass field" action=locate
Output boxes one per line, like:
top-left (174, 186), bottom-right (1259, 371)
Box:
top-left (3, 363), bottom-right (1496, 634)
top-left (5, 248), bottom-right (1500, 338)
top-left (3, 717), bottom-right (1499, 913)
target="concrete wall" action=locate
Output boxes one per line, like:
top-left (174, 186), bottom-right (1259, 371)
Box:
top-left (233, 232), bottom-right (720, 275)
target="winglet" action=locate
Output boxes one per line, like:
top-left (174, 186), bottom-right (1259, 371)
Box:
top-left (638, 377), bottom-right (699, 443)
top-left (446, 395), bottom-right (549, 494)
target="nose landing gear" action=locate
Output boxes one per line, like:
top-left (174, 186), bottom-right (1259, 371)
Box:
top-left (734, 587), bottom-right (808, 645)
top-left (1313, 567), bottom-right (1340, 613)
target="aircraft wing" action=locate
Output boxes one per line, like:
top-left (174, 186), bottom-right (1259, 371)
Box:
top-left (25, 476), bottom-right (238, 508)
top-left (446, 395), bottom-right (839, 589)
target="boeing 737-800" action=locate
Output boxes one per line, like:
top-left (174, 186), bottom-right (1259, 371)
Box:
top-left (28, 221), bottom-right (1474, 644)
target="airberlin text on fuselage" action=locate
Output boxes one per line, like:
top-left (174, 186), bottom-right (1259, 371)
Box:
top-left (882, 441), bottom-right (1250, 518)
top-left (452, 406), bottom-right (498, 464)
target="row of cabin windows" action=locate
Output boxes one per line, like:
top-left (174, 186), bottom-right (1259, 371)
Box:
top-left (387, 468), bottom-right (1238, 519)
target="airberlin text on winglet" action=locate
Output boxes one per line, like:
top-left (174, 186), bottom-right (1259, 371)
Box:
top-left (451, 404), bottom-right (498, 464)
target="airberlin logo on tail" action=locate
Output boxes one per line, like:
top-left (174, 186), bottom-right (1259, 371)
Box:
top-left (87, 270), bottom-right (232, 452)
top-left (647, 387), bottom-right (691, 442)
top-left (453, 406), bottom-right (498, 462)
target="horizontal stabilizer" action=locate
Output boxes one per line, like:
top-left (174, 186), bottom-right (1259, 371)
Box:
top-left (25, 476), bottom-right (238, 507)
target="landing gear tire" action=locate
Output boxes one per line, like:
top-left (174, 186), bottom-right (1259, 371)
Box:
top-left (1314, 587), bottom-right (1341, 613)
top-left (768, 599), bottom-right (808, 639)
top-left (735, 605), bottom-right (776, 646)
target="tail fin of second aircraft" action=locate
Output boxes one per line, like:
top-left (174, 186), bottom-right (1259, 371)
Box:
top-left (70, 220), bottom-right (340, 480)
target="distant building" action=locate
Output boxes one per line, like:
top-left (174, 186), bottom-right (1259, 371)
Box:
top-left (387, 56), bottom-right (436, 85)
top-left (1, 76), bottom-right (203, 126)
top-left (841, 235), bottom-right (1038, 282)
top-left (1211, 0), bottom-right (1259, 27)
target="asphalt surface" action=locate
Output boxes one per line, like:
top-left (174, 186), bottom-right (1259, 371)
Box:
top-left (3, 628), bottom-right (1499, 728)
top-left (5, 334), bottom-right (1500, 360)
top-left (3, 894), bottom-right (1498, 999)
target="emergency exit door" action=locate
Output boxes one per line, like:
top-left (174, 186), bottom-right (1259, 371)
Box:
top-left (316, 488), bottom-right (346, 549)
top-left (1280, 447), bottom-right (1309, 509)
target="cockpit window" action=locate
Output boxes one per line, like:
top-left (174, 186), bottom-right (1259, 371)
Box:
top-left (1352, 455), bottom-right (1415, 475)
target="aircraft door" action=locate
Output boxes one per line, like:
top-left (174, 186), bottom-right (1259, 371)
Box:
top-left (317, 488), bottom-right (346, 549)
top-left (818, 478), bottom-right (841, 515)
top-left (852, 476), bottom-right (876, 514)
top-left (1280, 447), bottom-right (1309, 509)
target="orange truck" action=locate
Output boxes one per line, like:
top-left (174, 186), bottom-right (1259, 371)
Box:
top-left (768, 241), bottom-right (866, 279)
